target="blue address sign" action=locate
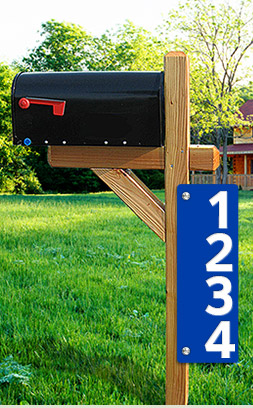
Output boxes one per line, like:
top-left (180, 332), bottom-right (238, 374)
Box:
top-left (177, 185), bottom-right (238, 363)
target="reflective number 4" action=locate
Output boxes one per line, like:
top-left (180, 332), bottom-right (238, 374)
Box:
top-left (205, 321), bottom-right (235, 358)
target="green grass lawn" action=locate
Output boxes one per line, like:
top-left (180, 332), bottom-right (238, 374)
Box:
top-left (0, 190), bottom-right (251, 405)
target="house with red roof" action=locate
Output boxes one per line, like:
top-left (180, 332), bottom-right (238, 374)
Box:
top-left (220, 100), bottom-right (253, 189)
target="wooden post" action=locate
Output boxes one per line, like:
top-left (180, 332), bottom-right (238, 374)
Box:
top-left (164, 52), bottom-right (190, 405)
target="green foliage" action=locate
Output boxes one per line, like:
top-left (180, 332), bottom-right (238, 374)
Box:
top-left (239, 82), bottom-right (253, 102)
top-left (0, 63), bottom-right (16, 135)
top-left (0, 136), bottom-right (42, 194)
top-left (161, 0), bottom-right (253, 135)
top-left (190, 66), bottom-right (244, 135)
top-left (160, 0), bottom-right (253, 182)
top-left (86, 20), bottom-right (167, 71)
top-left (20, 19), bottom-right (167, 73)
top-left (135, 170), bottom-right (164, 190)
top-left (38, 166), bottom-right (107, 194)
top-left (0, 356), bottom-right (31, 386)
top-left (22, 20), bottom-right (92, 71)
top-left (0, 63), bottom-right (42, 193)
top-left (25, 147), bottom-right (107, 193)
top-left (0, 191), bottom-right (251, 404)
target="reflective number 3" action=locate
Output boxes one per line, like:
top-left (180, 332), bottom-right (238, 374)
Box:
top-left (205, 276), bottom-right (232, 316)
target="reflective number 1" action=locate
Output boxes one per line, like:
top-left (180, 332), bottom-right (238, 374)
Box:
top-left (209, 191), bottom-right (228, 229)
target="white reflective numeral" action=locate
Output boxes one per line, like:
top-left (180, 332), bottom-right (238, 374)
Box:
top-left (209, 191), bottom-right (228, 229)
top-left (206, 233), bottom-right (233, 272)
top-left (203, 190), bottom-right (236, 360)
top-left (205, 276), bottom-right (232, 315)
top-left (205, 321), bottom-right (235, 358)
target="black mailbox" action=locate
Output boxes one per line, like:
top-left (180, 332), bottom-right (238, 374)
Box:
top-left (12, 71), bottom-right (164, 147)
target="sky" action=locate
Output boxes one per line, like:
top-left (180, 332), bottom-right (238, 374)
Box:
top-left (0, 0), bottom-right (180, 64)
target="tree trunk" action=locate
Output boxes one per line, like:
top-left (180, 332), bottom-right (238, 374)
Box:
top-left (216, 166), bottom-right (221, 184)
top-left (222, 128), bottom-right (229, 184)
top-left (215, 128), bottom-right (221, 184)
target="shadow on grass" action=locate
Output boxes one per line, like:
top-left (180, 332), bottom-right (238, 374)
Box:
top-left (38, 340), bottom-right (164, 404)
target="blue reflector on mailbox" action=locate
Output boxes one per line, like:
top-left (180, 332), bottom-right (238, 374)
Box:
top-left (177, 185), bottom-right (238, 363)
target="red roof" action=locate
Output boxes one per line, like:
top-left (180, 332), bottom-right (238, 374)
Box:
top-left (220, 143), bottom-right (253, 155)
top-left (237, 100), bottom-right (253, 122)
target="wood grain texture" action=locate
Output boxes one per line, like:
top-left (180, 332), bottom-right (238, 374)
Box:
top-left (164, 52), bottom-right (189, 405)
top-left (189, 145), bottom-right (220, 171)
top-left (92, 168), bottom-right (165, 241)
top-left (48, 145), bottom-right (219, 171)
top-left (48, 146), bottom-right (164, 169)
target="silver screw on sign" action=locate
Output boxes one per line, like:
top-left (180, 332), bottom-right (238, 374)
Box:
top-left (182, 192), bottom-right (190, 200)
top-left (182, 347), bottom-right (191, 355)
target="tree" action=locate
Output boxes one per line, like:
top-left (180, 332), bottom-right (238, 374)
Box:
top-left (161, 0), bottom-right (253, 182)
top-left (0, 63), bottom-right (42, 193)
top-left (239, 82), bottom-right (253, 102)
top-left (21, 19), bottom-right (167, 73)
top-left (22, 20), bottom-right (92, 71)
top-left (86, 20), bottom-right (167, 71)
top-left (0, 63), bottom-right (14, 135)
top-left (0, 135), bottom-right (42, 194)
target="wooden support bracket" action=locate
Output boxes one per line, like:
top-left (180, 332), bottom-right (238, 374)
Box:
top-left (48, 144), bottom-right (220, 171)
top-left (189, 145), bottom-right (220, 171)
top-left (92, 168), bottom-right (165, 242)
top-left (48, 146), bottom-right (164, 169)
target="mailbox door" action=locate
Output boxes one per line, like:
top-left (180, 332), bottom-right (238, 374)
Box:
top-left (12, 72), bottom-right (164, 147)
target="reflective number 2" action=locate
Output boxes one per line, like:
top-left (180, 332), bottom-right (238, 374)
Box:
top-left (206, 233), bottom-right (233, 272)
